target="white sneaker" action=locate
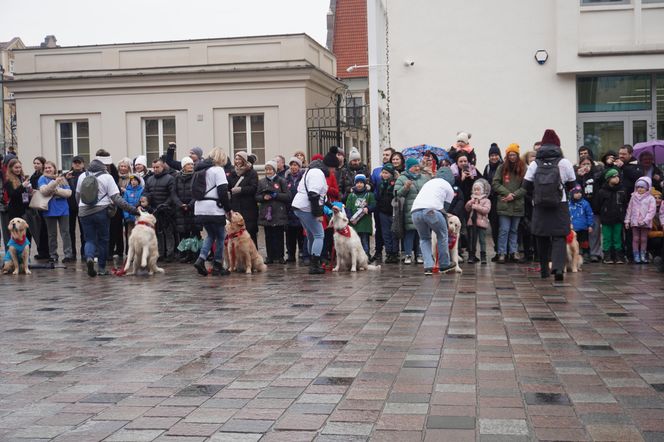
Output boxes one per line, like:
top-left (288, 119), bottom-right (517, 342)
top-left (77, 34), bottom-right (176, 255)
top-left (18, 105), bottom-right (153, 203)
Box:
top-left (416, 255), bottom-right (424, 264)
top-left (404, 256), bottom-right (412, 265)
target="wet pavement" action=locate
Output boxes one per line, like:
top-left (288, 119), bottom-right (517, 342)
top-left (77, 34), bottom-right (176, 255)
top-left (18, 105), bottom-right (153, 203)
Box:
top-left (1, 259), bottom-right (664, 441)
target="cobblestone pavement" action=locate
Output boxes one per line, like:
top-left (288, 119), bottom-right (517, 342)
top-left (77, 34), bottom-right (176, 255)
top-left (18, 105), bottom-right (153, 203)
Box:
top-left (1, 260), bottom-right (664, 441)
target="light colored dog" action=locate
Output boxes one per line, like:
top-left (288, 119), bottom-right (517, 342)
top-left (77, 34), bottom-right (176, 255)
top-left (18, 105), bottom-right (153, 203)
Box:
top-left (565, 229), bottom-right (583, 273)
top-left (225, 212), bottom-right (266, 274)
top-left (447, 214), bottom-right (463, 273)
top-left (330, 206), bottom-right (380, 272)
top-left (123, 210), bottom-right (164, 276)
top-left (2, 217), bottom-right (31, 275)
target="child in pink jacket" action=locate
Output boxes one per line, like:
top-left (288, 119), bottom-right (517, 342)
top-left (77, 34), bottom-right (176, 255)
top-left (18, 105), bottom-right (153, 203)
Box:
top-left (625, 176), bottom-right (657, 263)
top-left (465, 178), bottom-right (492, 264)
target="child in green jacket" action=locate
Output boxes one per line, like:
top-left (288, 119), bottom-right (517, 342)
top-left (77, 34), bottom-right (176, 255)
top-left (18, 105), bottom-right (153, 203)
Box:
top-left (345, 175), bottom-right (376, 255)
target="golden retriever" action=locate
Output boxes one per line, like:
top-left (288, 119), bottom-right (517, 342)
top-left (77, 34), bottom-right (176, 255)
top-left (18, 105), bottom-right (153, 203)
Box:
top-left (565, 229), bottom-right (583, 273)
top-left (2, 217), bottom-right (31, 275)
top-left (225, 212), bottom-right (266, 274)
top-left (330, 206), bottom-right (380, 272)
top-left (447, 214), bottom-right (463, 274)
top-left (123, 210), bottom-right (163, 276)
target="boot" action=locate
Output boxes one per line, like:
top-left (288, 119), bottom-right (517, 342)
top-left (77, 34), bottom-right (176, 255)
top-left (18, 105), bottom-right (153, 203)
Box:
top-left (633, 252), bottom-right (642, 264)
top-left (211, 261), bottom-right (230, 276)
top-left (603, 249), bottom-right (614, 264)
top-left (480, 252), bottom-right (487, 265)
top-left (615, 250), bottom-right (625, 264)
top-left (193, 257), bottom-right (208, 276)
top-left (497, 254), bottom-right (506, 264)
top-left (309, 255), bottom-right (325, 274)
top-left (179, 251), bottom-right (191, 263)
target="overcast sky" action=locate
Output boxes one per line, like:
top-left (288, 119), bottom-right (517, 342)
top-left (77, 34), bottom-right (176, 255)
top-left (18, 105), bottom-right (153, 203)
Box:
top-left (1, 0), bottom-right (331, 47)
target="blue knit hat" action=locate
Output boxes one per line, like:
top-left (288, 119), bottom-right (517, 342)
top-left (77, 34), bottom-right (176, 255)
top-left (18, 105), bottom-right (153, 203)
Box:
top-left (405, 157), bottom-right (419, 170)
top-left (354, 174), bottom-right (366, 183)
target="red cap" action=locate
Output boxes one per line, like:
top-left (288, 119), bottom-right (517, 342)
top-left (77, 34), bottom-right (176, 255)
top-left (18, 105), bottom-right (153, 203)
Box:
top-left (541, 129), bottom-right (560, 147)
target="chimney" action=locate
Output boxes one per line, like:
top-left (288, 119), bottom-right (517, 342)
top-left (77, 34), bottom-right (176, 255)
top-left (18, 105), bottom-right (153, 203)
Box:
top-left (40, 35), bottom-right (58, 48)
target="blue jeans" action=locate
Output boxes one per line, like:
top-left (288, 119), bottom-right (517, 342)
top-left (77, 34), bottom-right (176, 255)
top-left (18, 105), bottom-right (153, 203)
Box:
top-left (294, 209), bottom-right (324, 257)
top-left (199, 222), bottom-right (226, 263)
top-left (403, 229), bottom-right (417, 257)
top-left (498, 215), bottom-right (521, 254)
top-left (358, 232), bottom-right (370, 254)
top-left (80, 210), bottom-right (110, 270)
top-left (412, 209), bottom-right (451, 269)
top-left (379, 212), bottom-right (398, 254)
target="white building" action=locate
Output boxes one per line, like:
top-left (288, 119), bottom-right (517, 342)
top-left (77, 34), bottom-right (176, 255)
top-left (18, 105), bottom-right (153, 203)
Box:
top-left (9, 34), bottom-right (342, 170)
top-left (366, 0), bottom-right (664, 168)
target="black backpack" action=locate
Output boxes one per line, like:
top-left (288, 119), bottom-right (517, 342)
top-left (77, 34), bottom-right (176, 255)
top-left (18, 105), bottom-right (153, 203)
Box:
top-left (191, 165), bottom-right (216, 201)
top-left (532, 158), bottom-right (562, 208)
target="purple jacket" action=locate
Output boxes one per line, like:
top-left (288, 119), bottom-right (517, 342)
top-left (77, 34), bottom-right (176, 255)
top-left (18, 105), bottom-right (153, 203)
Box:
top-left (625, 177), bottom-right (657, 227)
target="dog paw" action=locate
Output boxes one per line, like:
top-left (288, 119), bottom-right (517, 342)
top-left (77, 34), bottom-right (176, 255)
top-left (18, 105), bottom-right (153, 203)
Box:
top-left (350, 268), bottom-right (357, 272)
top-left (12, 270), bottom-right (19, 275)
top-left (245, 269), bottom-right (252, 274)
top-left (455, 267), bottom-right (463, 273)
top-left (332, 267), bottom-right (339, 272)
top-left (156, 267), bottom-right (165, 273)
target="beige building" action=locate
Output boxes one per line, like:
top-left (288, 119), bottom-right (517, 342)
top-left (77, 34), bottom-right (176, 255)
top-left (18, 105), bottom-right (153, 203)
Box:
top-left (1, 37), bottom-right (25, 154)
top-left (9, 34), bottom-right (342, 170)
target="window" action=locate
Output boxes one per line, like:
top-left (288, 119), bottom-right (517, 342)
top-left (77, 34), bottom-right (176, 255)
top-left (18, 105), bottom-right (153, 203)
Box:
top-left (144, 117), bottom-right (176, 164)
top-left (578, 75), bottom-right (651, 112)
top-left (231, 114), bottom-right (265, 164)
top-left (58, 121), bottom-right (89, 170)
top-left (643, 0), bottom-right (664, 4)
top-left (580, 0), bottom-right (630, 4)
top-left (8, 59), bottom-right (15, 75)
top-left (346, 97), bottom-right (363, 128)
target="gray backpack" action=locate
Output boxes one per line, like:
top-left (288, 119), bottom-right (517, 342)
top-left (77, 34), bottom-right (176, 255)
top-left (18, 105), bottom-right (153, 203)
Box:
top-left (80, 171), bottom-right (105, 205)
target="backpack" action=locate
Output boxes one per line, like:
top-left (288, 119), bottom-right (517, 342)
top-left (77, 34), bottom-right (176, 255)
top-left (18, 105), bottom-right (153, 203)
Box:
top-left (80, 171), bottom-right (104, 205)
top-left (532, 158), bottom-right (562, 208)
top-left (191, 166), bottom-right (216, 201)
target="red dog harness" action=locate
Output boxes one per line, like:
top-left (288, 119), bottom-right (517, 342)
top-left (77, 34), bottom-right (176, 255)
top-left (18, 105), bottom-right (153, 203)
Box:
top-left (224, 228), bottom-right (246, 264)
top-left (335, 226), bottom-right (352, 238)
top-left (136, 220), bottom-right (155, 229)
top-left (448, 233), bottom-right (458, 250)
top-left (566, 231), bottom-right (575, 244)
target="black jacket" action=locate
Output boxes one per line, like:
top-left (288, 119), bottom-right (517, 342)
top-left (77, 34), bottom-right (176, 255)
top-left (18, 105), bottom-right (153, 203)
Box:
top-left (144, 171), bottom-right (175, 208)
top-left (256, 176), bottom-right (291, 227)
top-left (594, 182), bottom-right (627, 225)
top-left (173, 171), bottom-right (198, 233)
top-left (228, 167), bottom-right (259, 234)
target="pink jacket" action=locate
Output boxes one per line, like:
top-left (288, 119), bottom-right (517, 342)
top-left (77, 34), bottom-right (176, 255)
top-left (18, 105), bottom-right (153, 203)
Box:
top-left (465, 196), bottom-right (491, 228)
top-left (625, 177), bottom-right (657, 227)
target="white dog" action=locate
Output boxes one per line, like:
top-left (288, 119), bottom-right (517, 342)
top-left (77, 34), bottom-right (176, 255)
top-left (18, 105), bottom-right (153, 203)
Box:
top-left (123, 210), bottom-right (164, 276)
top-left (330, 206), bottom-right (380, 272)
top-left (447, 214), bottom-right (463, 273)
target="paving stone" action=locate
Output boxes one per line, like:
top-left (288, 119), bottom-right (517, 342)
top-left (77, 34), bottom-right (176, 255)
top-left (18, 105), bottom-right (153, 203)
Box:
top-left (221, 419), bottom-right (274, 433)
top-left (479, 418), bottom-right (529, 435)
top-left (105, 429), bottom-right (165, 441)
top-left (426, 415), bottom-right (476, 429)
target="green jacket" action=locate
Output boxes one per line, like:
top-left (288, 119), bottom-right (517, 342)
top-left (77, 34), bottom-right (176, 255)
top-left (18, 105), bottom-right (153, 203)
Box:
top-left (345, 189), bottom-right (376, 234)
top-left (491, 164), bottom-right (526, 217)
top-left (394, 172), bottom-right (430, 231)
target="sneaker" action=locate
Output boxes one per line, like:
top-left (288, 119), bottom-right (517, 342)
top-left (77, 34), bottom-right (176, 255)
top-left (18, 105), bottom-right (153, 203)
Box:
top-left (615, 253), bottom-right (625, 264)
top-left (480, 255), bottom-right (487, 265)
top-left (424, 268), bottom-right (433, 275)
top-left (404, 256), bottom-right (412, 265)
top-left (439, 263), bottom-right (456, 274)
top-left (603, 256), bottom-right (614, 264)
top-left (497, 254), bottom-right (506, 264)
top-left (641, 252), bottom-right (649, 264)
top-left (86, 258), bottom-right (97, 277)
top-left (590, 255), bottom-right (600, 263)
top-left (416, 255), bottom-right (424, 264)
top-left (97, 269), bottom-right (110, 276)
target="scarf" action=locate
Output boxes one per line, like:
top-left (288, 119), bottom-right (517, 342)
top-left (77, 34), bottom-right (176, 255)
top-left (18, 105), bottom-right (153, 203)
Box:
top-left (235, 163), bottom-right (252, 176)
top-left (404, 171), bottom-right (421, 181)
top-left (335, 225), bottom-right (352, 237)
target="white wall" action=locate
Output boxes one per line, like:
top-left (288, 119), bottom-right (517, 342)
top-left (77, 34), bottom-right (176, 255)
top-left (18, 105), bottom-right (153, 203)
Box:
top-left (384, 0), bottom-right (576, 168)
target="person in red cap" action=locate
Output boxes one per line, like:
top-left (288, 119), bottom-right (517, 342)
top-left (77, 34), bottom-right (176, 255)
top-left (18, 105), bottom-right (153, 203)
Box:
top-left (522, 129), bottom-right (577, 281)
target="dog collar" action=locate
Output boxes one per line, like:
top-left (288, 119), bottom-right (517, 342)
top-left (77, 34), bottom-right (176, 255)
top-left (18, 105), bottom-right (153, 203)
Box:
top-left (136, 220), bottom-right (155, 229)
top-left (224, 228), bottom-right (246, 245)
top-left (335, 226), bottom-right (352, 238)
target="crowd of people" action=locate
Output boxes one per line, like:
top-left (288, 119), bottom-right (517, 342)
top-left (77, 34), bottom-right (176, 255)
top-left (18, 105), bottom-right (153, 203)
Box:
top-left (1, 130), bottom-right (663, 279)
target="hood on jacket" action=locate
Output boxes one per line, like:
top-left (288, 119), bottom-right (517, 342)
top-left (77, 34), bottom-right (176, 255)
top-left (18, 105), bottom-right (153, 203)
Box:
top-left (472, 178), bottom-right (491, 197)
top-left (436, 167), bottom-right (455, 186)
top-left (308, 159), bottom-right (330, 177)
top-left (536, 144), bottom-right (563, 161)
top-left (87, 159), bottom-right (107, 174)
top-left (635, 176), bottom-right (652, 191)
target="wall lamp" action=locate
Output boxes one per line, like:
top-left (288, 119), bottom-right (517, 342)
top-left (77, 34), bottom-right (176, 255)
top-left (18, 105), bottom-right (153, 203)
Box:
top-left (346, 63), bottom-right (388, 73)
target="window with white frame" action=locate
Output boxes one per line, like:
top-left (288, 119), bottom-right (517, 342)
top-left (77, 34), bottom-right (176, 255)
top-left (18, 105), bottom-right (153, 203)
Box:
top-left (58, 121), bottom-right (90, 170)
top-left (231, 114), bottom-right (265, 164)
top-left (144, 117), bottom-right (176, 164)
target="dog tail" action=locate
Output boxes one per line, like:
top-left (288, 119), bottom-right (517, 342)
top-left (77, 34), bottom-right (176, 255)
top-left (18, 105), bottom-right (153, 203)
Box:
top-left (367, 264), bottom-right (381, 271)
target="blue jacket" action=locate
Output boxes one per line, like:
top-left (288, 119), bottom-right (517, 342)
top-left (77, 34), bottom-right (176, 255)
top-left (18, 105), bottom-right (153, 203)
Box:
top-left (37, 176), bottom-right (70, 217)
top-left (123, 184), bottom-right (143, 222)
top-left (569, 197), bottom-right (594, 231)
top-left (371, 166), bottom-right (383, 197)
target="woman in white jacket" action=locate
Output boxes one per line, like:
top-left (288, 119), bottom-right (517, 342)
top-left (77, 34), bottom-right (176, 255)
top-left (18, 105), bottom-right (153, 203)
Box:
top-left (292, 159), bottom-right (328, 274)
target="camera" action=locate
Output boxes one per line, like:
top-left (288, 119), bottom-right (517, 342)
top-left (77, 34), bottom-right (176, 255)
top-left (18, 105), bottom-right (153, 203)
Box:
top-left (404, 60), bottom-right (415, 67)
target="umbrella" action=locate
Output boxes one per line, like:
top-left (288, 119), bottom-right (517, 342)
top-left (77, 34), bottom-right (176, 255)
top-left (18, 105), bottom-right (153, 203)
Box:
top-left (633, 140), bottom-right (664, 164)
top-left (401, 144), bottom-right (450, 161)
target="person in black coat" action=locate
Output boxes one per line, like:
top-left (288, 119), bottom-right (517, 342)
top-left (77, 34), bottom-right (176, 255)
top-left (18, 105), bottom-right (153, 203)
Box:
top-left (173, 157), bottom-right (200, 262)
top-left (483, 143), bottom-right (503, 259)
top-left (28, 156), bottom-right (50, 259)
top-left (65, 156), bottom-right (86, 260)
top-left (256, 160), bottom-right (291, 264)
top-left (144, 158), bottom-right (176, 261)
top-left (228, 151), bottom-right (259, 246)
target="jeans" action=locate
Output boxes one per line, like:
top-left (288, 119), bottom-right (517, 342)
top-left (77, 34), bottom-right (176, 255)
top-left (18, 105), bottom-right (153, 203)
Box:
top-left (498, 215), bottom-right (521, 254)
top-left (199, 221), bottom-right (226, 263)
top-left (80, 210), bottom-right (111, 270)
top-left (403, 229), bottom-right (417, 258)
top-left (294, 209), bottom-right (324, 257)
top-left (412, 209), bottom-right (451, 269)
top-left (358, 232), bottom-right (370, 254)
top-left (379, 212), bottom-right (398, 254)
top-left (45, 216), bottom-right (73, 260)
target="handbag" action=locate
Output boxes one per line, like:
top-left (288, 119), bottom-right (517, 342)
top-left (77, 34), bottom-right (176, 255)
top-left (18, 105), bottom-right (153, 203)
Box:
top-left (303, 170), bottom-right (324, 217)
top-left (29, 191), bottom-right (52, 211)
top-left (390, 195), bottom-right (405, 239)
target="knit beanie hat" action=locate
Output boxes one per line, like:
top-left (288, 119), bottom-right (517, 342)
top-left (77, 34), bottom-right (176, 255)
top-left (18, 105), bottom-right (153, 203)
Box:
top-left (265, 160), bottom-right (278, 172)
top-left (235, 151), bottom-right (248, 163)
top-left (354, 174), bottom-right (366, 184)
top-left (181, 157), bottom-right (194, 168)
top-left (652, 189), bottom-right (662, 198)
top-left (134, 155), bottom-right (147, 168)
top-left (505, 143), bottom-right (520, 156)
top-left (349, 147), bottom-right (361, 162)
top-left (247, 154), bottom-right (257, 165)
top-left (323, 146), bottom-right (341, 168)
top-left (456, 132), bottom-right (470, 145)
top-left (288, 156), bottom-right (302, 168)
top-left (570, 184), bottom-right (583, 197)
top-left (488, 143), bottom-right (501, 158)
top-left (382, 163), bottom-right (396, 177)
top-left (541, 129), bottom-right (561, 147)
top-left (604, 168), bottom-right (619, 180)
top-left (189, 147), bottom-right (203, 159)
top-left (636, 177), bottom-right (650, 190)
top-left (405, 157), bottom-right (419, 171)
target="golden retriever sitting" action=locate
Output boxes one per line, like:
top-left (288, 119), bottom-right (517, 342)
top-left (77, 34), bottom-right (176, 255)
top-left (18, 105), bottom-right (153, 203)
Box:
top-left (225, 212), bottom-right (266, 274)
top-left (2, 217), bottom-right (31, 275)
top-left (447, 214), bottom-right (463, 274)
top-left (330, 206), bottom-right (380, 272)
top-left (123, 210), bottom-right (163, 276)
top-left (565, 229), bottom-right (583, 273)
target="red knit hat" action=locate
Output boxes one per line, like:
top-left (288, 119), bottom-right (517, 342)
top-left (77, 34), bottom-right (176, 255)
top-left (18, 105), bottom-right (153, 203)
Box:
top-left (541, 129), bottom-right (560, 147)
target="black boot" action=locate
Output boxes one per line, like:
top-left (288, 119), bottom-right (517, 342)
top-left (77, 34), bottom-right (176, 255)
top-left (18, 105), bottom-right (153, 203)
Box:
top-left (480, 252), bottom-right (487, 265)
top-left (211, 261), bottom-right (230, 276)
top-left (309, 255), bottom-right (325, 274)
top-left (193, 257), bottom-right (208, 276)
